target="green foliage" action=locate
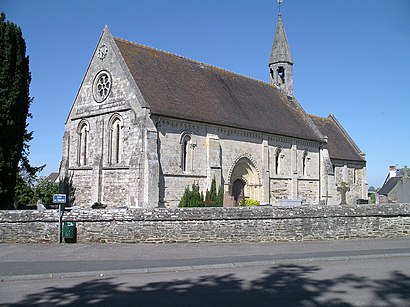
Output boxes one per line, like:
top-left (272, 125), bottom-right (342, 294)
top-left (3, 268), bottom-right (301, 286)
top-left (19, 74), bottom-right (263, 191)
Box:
top-left (0, 13), bottom-right (34, 209)
top-left (179, 178), bottom-right (224, 208)
top-left (179, 184), bottom-right (204, 208)
top-left (33, 178), bottom-right (59, 205)
top-left (14, 172), bottom-right (34, 205)
top-left (239, 199), bottom-right (260, 207)
top-left (217, 187), bottom-right (224, 207)
top-left (203, 177), bottom-right (223, 207)
top-left (14, 172), bottom-right (58, 206)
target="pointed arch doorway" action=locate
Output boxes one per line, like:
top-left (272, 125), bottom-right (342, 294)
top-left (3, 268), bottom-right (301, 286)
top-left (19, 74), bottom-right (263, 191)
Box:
top-left (229, 156), bottom-right (261, 205)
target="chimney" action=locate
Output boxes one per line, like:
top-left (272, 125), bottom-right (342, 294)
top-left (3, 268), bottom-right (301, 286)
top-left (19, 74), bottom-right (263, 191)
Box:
top-left (389, 165), bottom-right (396, 178)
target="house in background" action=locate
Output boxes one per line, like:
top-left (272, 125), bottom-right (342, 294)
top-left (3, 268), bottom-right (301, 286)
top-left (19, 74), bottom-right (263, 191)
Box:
top-left (46, 172), bottom-right (59, 184)
top-left (378, 166), bottom-right (410, 203)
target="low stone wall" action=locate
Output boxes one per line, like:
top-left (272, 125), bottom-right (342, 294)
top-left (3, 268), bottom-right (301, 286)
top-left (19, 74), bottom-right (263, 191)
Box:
top-left (1, 204), bottom-right (410, 243)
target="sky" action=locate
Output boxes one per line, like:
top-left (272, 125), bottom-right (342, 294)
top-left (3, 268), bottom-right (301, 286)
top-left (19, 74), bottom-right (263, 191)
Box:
top-left (2, 0), bottom-right (410, 188)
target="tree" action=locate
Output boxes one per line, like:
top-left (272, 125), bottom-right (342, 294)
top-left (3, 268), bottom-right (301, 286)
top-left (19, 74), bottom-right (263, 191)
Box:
top-left (0, 13), bottom-right (34, 209)
top-left (217, 186), bottom-right (224, 207)
top-left (180, 179), bottom-right (224, 208)
top-left (204, 177), bottom-right (223, 207)
top-left (178, 184), bottom-right (204, 208)
top-left (14, 172), bottom-right (34, 205)
top-left (33, 178), bottom-right (59, 206)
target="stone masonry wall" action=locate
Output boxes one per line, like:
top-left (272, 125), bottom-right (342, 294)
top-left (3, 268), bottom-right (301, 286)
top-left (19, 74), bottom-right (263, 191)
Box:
top-left (0, 204), bottom-right (409, 244)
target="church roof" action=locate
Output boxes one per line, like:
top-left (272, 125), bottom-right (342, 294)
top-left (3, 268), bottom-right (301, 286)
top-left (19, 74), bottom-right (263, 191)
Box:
top-left (269, 14), bottom-right (293, 65)
top-left (309, 114), bottom-right (365, 162)
top-left (114, 37), bottom-right (321, 142)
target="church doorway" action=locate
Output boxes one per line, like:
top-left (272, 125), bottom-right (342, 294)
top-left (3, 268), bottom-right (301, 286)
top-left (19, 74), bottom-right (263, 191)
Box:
top-left (229, 156), bottom-right (261, 205)
top-left (232, 179), bottom-right (245, 204)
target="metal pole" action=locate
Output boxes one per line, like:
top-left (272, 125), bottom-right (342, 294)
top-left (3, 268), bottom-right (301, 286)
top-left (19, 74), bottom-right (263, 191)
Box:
top-left (58, 204), bottom-right (61, 243)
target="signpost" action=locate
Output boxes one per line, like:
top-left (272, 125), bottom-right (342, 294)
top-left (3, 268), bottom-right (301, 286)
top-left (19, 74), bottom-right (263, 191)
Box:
top-left (53, 194), bottom-right (66, 243)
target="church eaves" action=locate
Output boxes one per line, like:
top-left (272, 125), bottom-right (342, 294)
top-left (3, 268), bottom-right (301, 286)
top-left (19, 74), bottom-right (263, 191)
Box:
top-left (114, 37), bottom-right (322, 142)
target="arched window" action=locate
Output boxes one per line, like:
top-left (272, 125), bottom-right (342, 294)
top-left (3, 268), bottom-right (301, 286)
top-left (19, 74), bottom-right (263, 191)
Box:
top-left (302, 151), bottom-right (308, 176)
top-left (109, 115), bottom-right (123, 165)
top-left (180, 132), bottom-right (195, 172)
top-left (277, 66), bottom-right (285, 84)
top-left (181, 134), bottom-right (191, 172)
top-left (353, 168), bottom-right (357, 184)
top-left (77, 121), bottom-right (89, 166)
top-left (275, 147), bottom-right (282, 175)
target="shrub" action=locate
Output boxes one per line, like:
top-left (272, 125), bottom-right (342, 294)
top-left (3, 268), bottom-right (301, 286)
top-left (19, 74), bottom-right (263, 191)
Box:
top-left (239, 199), bottom-right (260, 207)
top-left (178, 184), bottom-right (204, 207)
top-left (179, 178), bottom-right (223, 207)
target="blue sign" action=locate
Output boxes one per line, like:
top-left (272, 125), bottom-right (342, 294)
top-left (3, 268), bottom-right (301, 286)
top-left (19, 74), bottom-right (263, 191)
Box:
top-left (53, 194), bottom-right (66, 204)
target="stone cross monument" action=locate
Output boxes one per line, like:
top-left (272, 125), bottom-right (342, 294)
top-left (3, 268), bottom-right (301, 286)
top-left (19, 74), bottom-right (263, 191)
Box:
top-left (337, 181), bottom-right (350, 205)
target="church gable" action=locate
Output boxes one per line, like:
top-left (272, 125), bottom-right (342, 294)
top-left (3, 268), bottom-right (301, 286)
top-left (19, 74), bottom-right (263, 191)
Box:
top-left (66, 27), bottom-right (148, 124)
top-left (60, 27), bottom-right (159, 208)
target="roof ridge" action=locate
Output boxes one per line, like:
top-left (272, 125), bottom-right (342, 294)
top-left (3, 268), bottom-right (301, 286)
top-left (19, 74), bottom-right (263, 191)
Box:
top-left (308, 113), bottom-right (328, 120)
top-left (113, 36), bottom-right (274, 89)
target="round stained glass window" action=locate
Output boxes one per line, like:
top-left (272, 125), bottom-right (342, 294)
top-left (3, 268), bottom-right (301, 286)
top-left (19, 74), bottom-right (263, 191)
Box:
top-left (93, 71), bottom-right (112, 103)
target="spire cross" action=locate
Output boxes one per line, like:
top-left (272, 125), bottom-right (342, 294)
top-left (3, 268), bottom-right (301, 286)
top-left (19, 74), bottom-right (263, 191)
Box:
top-left (278, 0), bottom-right (283, 14)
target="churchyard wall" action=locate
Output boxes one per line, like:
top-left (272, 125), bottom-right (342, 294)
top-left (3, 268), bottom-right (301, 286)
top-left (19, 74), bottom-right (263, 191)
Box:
top-left (0, 203), bottom-right (409, 244)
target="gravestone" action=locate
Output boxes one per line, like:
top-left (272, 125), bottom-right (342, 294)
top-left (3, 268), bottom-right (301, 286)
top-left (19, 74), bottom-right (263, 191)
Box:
top-left (337, 181), bottom-right (350, 205)
top-left (223, 192), bottom-right (235, 207)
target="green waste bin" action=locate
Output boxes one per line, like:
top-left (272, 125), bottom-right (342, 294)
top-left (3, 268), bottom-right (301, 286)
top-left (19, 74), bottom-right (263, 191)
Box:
top-left (63, 222), bottom-right (76, 243)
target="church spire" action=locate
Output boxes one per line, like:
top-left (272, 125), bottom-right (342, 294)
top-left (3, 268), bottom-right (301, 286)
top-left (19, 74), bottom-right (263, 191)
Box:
top-left (269, 4), bottom-right (294, 96)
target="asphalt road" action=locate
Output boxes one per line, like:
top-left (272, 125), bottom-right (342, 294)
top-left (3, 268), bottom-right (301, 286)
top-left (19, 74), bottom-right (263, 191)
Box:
top-left (1, 238), bottom-right (409, 306)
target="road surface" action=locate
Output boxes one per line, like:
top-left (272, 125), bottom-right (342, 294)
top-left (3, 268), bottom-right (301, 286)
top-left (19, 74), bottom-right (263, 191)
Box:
top-left (1, 238), bottom-right (409, 306)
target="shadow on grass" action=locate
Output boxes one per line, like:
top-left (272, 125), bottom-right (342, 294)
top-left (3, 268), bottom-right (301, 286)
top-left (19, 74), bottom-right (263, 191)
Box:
top-left (9, 264), bottom-right (410, 306)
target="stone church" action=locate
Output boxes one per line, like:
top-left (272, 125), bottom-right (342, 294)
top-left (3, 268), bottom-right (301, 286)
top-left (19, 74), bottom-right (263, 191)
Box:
top-left (60, 13), bottom-right (367, 208)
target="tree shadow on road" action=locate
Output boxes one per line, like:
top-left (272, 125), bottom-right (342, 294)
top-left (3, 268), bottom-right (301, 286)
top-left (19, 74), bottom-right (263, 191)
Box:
top-left (8, 264), bottom-right (410, 306)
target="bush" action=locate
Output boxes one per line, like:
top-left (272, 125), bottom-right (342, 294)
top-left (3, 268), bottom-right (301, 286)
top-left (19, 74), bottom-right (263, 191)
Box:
top-left (179, 178), bottom-right (223, 207)
top-left (239, 199), bottom-right (260, 207)
top-left (179, 184), bottom-right (203, 207)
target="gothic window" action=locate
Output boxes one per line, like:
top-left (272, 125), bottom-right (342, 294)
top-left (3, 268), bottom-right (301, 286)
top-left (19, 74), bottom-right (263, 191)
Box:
top-left (182, 135), bottom-right (191, 172)
top-left (180, 132), bottom-right (194, 172)
top-left (77, 121), bottom-right (89, 166)
top-left (109, 115), bottom-right (123, 165)
top-left (275, 147), bottom-right (282, 175)
top-left (302, 151), bottom-right (308, 176)
top-left (277, 66), bottom-right (285, 84)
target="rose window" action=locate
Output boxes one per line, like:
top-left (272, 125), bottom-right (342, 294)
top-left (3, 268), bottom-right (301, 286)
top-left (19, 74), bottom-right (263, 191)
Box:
top-left (93, 71), bottom-right (112, 102)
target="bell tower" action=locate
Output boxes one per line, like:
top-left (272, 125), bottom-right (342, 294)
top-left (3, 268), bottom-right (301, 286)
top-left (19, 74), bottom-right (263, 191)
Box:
top-left (269, 1), bottom-right (294, 96)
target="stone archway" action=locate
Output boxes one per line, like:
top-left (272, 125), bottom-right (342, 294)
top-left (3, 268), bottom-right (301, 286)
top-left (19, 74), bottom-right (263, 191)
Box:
top-left (229, 156), bottom-right (261, 205)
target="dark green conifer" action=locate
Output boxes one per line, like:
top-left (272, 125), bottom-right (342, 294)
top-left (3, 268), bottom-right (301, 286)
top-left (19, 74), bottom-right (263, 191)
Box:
top-left (0, 13), bottom-right (33, 209)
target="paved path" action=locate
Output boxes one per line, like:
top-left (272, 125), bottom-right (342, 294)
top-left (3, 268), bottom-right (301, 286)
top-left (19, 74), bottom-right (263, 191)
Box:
top-left (1, 237), bottom-right (409, 280)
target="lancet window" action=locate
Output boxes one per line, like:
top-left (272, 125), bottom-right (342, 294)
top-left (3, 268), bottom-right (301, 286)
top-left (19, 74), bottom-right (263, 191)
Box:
top-left (77, 121), bottom-right (89, 166)
top-left (109, 115), bottom-right (123, 165)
